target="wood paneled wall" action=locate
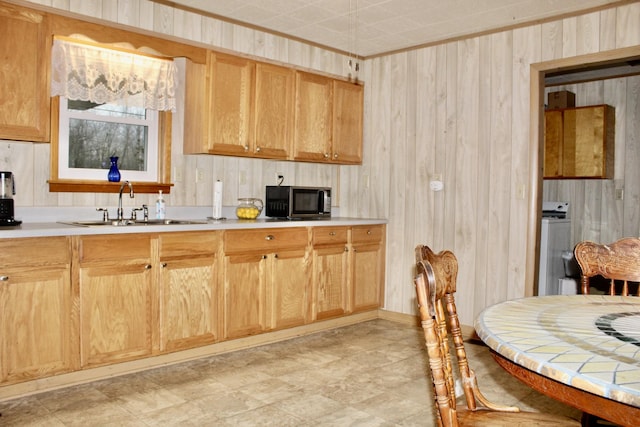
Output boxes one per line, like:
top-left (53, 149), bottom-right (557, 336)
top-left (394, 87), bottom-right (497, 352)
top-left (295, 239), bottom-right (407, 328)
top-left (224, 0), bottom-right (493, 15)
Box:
top-left (356, 3), bottom-right (640, 325)
top-left (2, 0), bottom-right (639, 327)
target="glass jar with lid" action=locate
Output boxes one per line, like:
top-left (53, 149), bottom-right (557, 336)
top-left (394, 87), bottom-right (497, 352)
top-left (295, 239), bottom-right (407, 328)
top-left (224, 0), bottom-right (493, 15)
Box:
top-left (236, 198), bottom-right (263, 219)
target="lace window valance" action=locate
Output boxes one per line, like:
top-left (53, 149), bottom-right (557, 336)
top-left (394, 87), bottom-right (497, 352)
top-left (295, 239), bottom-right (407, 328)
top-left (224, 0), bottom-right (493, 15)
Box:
top-left (51, 37), bottom-right (177, 112)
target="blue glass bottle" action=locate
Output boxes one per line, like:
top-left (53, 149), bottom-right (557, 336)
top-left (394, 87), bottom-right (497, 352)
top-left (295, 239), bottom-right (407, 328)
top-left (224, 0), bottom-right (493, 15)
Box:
top-left (107, 156), bottom-right (121, 182)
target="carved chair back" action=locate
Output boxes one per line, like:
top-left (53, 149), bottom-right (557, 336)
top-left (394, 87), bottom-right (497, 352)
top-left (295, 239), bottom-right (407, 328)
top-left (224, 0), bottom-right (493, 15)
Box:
top-left (574, 237), bottom-right (640, 296)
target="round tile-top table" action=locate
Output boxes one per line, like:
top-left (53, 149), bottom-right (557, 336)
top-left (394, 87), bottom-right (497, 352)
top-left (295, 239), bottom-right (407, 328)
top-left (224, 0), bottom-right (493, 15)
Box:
top-left (475, 295), bottom-right (640, 426)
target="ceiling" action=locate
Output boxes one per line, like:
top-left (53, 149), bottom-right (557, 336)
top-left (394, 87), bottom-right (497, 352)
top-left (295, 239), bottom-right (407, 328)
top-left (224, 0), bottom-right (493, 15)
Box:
top-left (157, 0), bottom-right (626, 58)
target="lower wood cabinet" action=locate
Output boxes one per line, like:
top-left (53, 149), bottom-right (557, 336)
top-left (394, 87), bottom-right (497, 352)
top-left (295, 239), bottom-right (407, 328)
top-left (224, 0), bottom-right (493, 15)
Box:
top-left (158, 232), bottom-right (220, 352)
top-left (0, 223), bottom-right (384, 390)
top-left (312, 227), bottom-right (349, 320)
top-left (223, 228), bottom-right (310, 339)
top-left (0, 237), bottom-right (74, 384)
top-left (350, 225), bottom-right (386, 312)
top-left (78, 234), bottom-right (154, 367)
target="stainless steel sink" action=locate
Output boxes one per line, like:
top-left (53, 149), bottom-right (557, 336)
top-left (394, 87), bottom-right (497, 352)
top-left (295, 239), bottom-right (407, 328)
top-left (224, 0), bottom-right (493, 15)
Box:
top-left (60, 219), bottom-right (207, 227)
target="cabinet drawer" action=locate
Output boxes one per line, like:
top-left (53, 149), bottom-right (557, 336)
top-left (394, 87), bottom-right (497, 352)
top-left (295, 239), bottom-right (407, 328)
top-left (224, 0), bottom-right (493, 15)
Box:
top-left (159, 231), bottom-right (220, 257)
top-left (312, 227), bottom-right (348, 245)
top-left (79, 234), bottom-right (151, 263)
top-left (0, 237), bottom-right (70, 266)
top-left (351, 226), bottom-right (384, 244)
top-left (224, 228), bottom-right (308, 253)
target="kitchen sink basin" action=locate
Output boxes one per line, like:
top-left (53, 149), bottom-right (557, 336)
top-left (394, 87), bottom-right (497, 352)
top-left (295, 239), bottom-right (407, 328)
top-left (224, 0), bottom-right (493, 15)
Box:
top-left (60, 219), bottom-right (208, 227)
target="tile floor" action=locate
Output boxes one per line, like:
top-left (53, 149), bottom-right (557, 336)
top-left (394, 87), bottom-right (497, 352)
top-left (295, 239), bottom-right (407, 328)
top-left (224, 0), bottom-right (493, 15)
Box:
top-left (0, 319), bottom-right (581, 426)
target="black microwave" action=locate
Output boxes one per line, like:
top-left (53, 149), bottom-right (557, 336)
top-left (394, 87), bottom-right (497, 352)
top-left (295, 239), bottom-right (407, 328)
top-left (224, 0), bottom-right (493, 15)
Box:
top-left (265, 186), bottom-right (331, 219)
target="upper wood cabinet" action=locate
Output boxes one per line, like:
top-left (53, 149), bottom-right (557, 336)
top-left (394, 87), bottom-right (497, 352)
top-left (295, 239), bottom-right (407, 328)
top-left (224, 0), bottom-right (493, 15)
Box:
top-left (294, 72), bottom-right (333, 162)
top-left (0, 3), bottom-right (50, 142)
top-left (294, 72), bottom-right (364, 164)
top-left (184, 53), bottom-right (294, 159)
top-left (332, 80), bottom-right (364, 164)
top-left (544, 105), bottom-right (615, 179)
top-left (184, 54), bottom-right (364, 164)
top-left (254, 62), bottom-right (295, 159)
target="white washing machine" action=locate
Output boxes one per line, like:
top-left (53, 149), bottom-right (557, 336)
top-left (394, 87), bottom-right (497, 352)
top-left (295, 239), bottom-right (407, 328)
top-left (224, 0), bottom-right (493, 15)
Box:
top-left (538, 218), bottom-right (572, 295)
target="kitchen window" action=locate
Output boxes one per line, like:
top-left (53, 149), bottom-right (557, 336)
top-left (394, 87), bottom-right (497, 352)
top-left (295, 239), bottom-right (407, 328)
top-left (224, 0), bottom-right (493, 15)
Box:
top-left (57, 96), bottom-right (159, 182)
top-left (49, 36), bottom-right (176, 193)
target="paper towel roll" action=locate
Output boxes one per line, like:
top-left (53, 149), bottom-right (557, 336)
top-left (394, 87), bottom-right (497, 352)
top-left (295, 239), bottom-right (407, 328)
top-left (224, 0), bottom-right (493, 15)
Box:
top-left (212, 180), bottom-right (223, 219)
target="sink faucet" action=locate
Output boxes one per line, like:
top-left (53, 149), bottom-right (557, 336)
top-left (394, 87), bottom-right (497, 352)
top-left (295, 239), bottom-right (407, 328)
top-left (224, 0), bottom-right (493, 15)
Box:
top-left (117, 181), bottom-right (134, 221)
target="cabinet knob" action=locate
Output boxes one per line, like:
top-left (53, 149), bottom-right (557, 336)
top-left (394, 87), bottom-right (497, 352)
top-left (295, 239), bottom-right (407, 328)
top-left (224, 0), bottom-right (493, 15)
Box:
top-left (256, 146), bottom-right (261, 152)
top-left (145, 264), bottom-right (152, 270)
top-left (244, 145), bottom-right (249, 152)
top-left (333, 153), bottom-right (339, 159)
top-left (161, 263), bottom-right (168, 268)
top-left (0, 276), bottom-right (8, 281)
top-left (274, 254), bottom-right (278, 259)
top-left (367, 230), bottom-right (371, 235)
top-left (265, 235), bottom-right (275, 241)
top-left (344, 247), bottom-right (348, 252)
top-left (329, 231), bottom-right (336, 236)
top-left (262, 255), bottom-right (268, 259)
top-left (324, 153), bottom-right (329, 159)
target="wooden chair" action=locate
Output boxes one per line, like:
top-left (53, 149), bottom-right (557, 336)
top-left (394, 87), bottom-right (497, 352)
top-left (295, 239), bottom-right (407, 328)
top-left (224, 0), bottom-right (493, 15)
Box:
top-left (574, 237), bottom-right (640, 296)
top-left (574, 237), bottom-right (640, 426)
top-left (414, 244), bottom-right (580, 426)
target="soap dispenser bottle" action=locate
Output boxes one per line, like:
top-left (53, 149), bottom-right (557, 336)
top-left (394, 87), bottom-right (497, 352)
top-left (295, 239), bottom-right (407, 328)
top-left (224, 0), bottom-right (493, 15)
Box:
top-left (155, 190), bottom-right (166, 219)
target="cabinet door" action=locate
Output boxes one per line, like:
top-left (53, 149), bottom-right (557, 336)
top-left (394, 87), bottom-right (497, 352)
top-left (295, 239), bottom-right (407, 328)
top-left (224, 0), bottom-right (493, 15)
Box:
top-left (294, 71), bottom-right (333, 162)
top-left (313, 245), bottom-right (348, 320)
top-left (332, 80), bottom-right (363, 164)
top-left (0, 3), bottom-right (49, 141)
top-left (563, 105), bottom-right (614, 178)
top-left (209, 52), bottom-right (255, 156)
top-left (223, 253), bottom-right (268, 339)
top-left (159, 256), bottom-right (218, 352)
top-left (79, 263), bottom-right (153, 367)
top-left (543, 110), bottom-right (563, 178)
top-left (351, 226), bottom-right (385, 313)
top-left (0, 265), bottom-right (73, 384)
top-left (269, 248), bottom-right (310, 329)
top-left (78, 234), bottom-right (153, 367)
top-left (254, 62), bottom-right (294, 159)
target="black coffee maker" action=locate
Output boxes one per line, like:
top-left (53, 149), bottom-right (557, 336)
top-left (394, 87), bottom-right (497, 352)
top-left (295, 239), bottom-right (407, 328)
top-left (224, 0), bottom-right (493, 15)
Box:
top-left (0, 171), bottom-right (21, 226)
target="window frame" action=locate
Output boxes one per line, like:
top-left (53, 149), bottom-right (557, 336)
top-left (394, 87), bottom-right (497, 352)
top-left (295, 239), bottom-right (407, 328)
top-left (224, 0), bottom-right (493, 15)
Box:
top-left (49, 96), bottom-right (172, 194)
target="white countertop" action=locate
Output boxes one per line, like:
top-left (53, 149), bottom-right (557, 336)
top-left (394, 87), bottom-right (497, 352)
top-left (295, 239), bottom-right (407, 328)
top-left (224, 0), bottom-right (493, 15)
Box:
top-left (0, 217), bottom-right (387, 238)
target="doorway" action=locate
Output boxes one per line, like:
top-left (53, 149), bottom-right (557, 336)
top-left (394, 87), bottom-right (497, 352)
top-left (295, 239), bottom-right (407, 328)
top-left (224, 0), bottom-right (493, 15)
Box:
top-left (526, 45), bottom-right (640, 296)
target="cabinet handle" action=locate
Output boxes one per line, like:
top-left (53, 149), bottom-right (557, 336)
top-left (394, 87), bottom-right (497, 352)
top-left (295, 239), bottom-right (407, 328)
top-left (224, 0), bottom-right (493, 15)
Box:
top-left (265, 235), bottom-right (275, 241)
top-left (0, 276), bottom-right (8, 281)
top-left (161, 263), bottom-right (168, 268)
top-left (329, 231), bottom-right (336, 236)
top-left (145, 264), bottom-right (152, 269)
